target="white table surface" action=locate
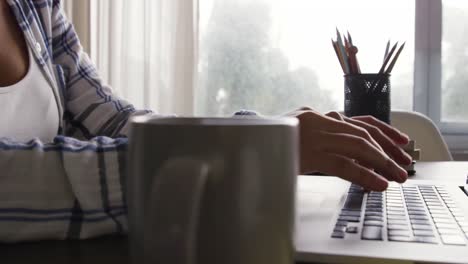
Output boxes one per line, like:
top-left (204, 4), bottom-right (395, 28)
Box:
top-left (410, 161), bottom-right (468, 182)
top-left (2, 162), bottom-right (468, 264)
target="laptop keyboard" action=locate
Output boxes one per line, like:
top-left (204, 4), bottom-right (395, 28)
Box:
top-left (331, 184), bottom-right (468, 246)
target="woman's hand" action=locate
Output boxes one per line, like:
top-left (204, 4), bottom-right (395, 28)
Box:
top-left (326, 111), bottom-right (411, 166)
top-left (286, 107), bottom-right (412, 191)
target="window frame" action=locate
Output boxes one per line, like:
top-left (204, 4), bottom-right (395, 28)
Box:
top-left (415, 0), bottom-right (468, 150)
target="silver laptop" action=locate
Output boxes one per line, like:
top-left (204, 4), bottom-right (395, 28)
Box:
top-left (295, 176), bottom-right (468, 263)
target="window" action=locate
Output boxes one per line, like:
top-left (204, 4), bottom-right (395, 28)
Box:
top-left (441, 0), bottom-right (468, 123)
top-left (197, 0), bottom-right (415, 116)
top-left (88, 1), bottom-right (468, 149)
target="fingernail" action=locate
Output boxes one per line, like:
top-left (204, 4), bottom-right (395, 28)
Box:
top-left (402, 152), bottom-right (412, 165)
top-left (398, 134), bottom-right (410, 145)
top-left (401, 133), bottom-right (410, 141)
top-left (377, 178), bottom-right (389, 191)
top-left (395, 166), bottom-right (408, 182)
top-left (399, 168), bottom-right (408, 182)
top-left (388, 159), bottom-right (407, 182)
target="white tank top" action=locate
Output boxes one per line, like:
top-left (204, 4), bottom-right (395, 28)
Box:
top-left (0, 47), bottom-right (59, 142)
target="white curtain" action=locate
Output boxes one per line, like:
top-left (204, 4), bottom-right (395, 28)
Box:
top-left (89, 0), bottom-right (198, 115)
top-left (62, 0), bottom-right (91, 53)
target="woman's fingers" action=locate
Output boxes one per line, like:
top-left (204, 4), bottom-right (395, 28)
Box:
top-left (284, 107), bottom-right (317, 117)
top-left (351, 115), bottom-right (410, 145)
top-left (325, 111), bottom-right (344, 121)
top-left (299, 111), bottom-right (384, 152)
top-left (344, 117), bottom-right (412, 166)
top-left (305, 152), bottom-right (389, 191)
top-left (325, 112), bottom-right (411, 165)
top-left (305, 131), bottom-right (407, 183)
top-left (293, 109), bottom-right (408, 189)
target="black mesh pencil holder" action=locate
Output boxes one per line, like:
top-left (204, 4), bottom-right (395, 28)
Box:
top-left (344, 73), bottom-right (391, 124)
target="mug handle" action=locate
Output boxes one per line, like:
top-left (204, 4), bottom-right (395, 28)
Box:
top-left (147, 157), bottom-right (210, 264)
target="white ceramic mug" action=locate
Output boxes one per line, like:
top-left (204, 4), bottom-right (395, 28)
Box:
top-left (127, 116), bottom-right (299, 264)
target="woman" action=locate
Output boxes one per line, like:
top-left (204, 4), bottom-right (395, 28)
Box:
top-left (0, 0), bottom-right (411, 241)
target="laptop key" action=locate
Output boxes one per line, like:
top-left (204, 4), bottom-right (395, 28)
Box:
top-left (421, 194), bottom-right (438, 199)
top-left (413, 236), bottom-right (438, 244)
top-left (388, 236), bottom-right (414, 242)
top-left (364, 220), bottom-right (383, 227)
top-left (334, 226), bottom-right (346, 233)
top-left (338, 216), bottom-right (360, 222)
top-left (331, 231), bottom-right (345, 239)
top-left (365, 212), bottom-right (383, 217)
top-left (388, 224), bottom-right (409, 230)
top-left (435, 223), bottom-right (459, 229)
top-left (366, 208), bottom-right (383, 212)
top-left (335, 221), bottom-right (348, 227)
top-left (409, 215), bottom-right (430, 221)
top-left (449, 208), bottom-right (462, 214)
top-left (408, 210), bottom-right (427, 216)
top-left (344, 199), bottom-right (363, 211)
top-left (388, 230), bottom-right (411, 237)
top-left (346, 226), bottom-right (358, 233)
top-left (441, 235), bottom-right (466, 246)
top-left (406, 206), bottom-right (425, 212)
top-left (386, 197), bottom-right (403, 201)
top-left (431, 213), bottom-right (451, 219)
top-left (366, 204), bottom-right (383, 209)
top-left (423, 198), bottom-right (441, 203)
top-left (387, 210), bottom-right (406, 216)
top-left (406, 202), bottom-right (424, 207)
top-left (438, 228), bottom-right (460, 235)
top-left (429, 209), bottom-right (449, 214)
top-left (387, 219), bottom-right (408, 226)
top-left (412, 224), bottom-right (433, 231)
top-left (361, 226), bottom-right (383, 240)
top-left (387, 202), bottom-right (404, 207)
top-left (452, 212), bottom-right (465, 218)
top-left (365, 216), bottom-right (383, 221)
top-left (387, 214), bottom-right (407, 220)
top-left (405, 198), bottom-right (422, 203)
top-left (340, 210), bottom-right (361, 217)
top-left (403, 193), bottom-right (420, 197)
top-left (404, 195), bottom-right (421, 199)
top-left (410, 219), bottom-right (432, 225)
top-left (433, 218), bottom-right (456, 224)
top-left (387, 206), bottom-right (405, 211)
top-left (413, 230), bottom-right (435, 237)
top-left (426, 202), bottom-right (443, 206)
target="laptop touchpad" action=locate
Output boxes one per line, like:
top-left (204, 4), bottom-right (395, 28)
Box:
top-left (296, 176), bottom-right (350, 220)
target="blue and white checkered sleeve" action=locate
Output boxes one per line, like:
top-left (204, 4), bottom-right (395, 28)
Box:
top-left (0, 136), bottom-right (128, 242)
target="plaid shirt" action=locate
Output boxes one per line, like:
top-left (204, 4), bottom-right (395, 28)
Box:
top-left (0, 0), bottom-right (151, 241)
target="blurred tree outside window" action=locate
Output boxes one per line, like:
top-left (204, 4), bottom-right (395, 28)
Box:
top-left (442, 0), bottom-right (468, 122)
top-left (196, 0), bottom-right (415, 116)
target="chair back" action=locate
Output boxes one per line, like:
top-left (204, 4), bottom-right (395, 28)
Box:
top-left (391, 111), bottom-right (452, 161)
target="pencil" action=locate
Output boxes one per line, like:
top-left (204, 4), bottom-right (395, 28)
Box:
top-left (347, 31), bottom-right (361, 73)
top-left (371, 42), bottom-right (399, 93)
top-left (378, 42), bottom-right (398, 74)
top-left (347, 31), bottom-right (353, 46)
top-left (332, 39), bottom-right (346, 73)
top-left (336, 28), bottom-right (350, 74)
top-left (348, 46), bottom-right (360, 74)
top-left (385, 42), bottom-right (405, 74)
top-left (384, 40), bottom-right (390, 62)
top-left (343, 36), bottom-right (356, 74)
